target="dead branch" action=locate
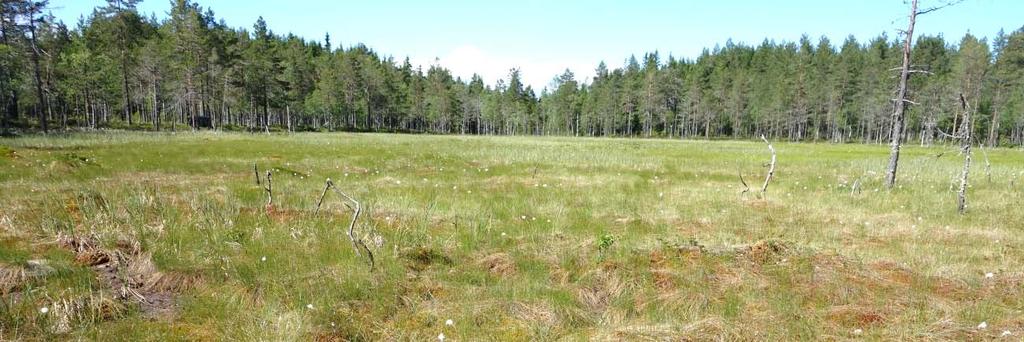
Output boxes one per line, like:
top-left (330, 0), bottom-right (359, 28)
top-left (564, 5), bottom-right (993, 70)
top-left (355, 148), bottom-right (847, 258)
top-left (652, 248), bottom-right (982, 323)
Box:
top-left (892, 98), bottom-right (920, 105)
top-left (739, 170), bottom-right (750, 194)
top-left (314, 178), bottom-right (332, 216)
top-left (315, 178), bottom-right (374, 269)
top-left (760, 135), bottom-right (776, 194)
top-left (916, 0), bottom-right (965, 15)
top-left (265, 171), bottom-right (273, 207)
top-left (254, 163), bottom-right (261, 186)
top-left (887, 67), bottom-right (933, 75)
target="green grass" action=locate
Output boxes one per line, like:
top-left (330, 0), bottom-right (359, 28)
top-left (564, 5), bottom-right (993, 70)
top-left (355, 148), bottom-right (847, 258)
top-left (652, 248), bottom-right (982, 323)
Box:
top-left (1, 132), bottom-right (1022, 340)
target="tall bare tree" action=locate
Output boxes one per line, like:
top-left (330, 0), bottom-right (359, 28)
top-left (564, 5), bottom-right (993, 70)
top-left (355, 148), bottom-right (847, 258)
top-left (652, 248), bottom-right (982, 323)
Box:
top-left (883, 0), bottom-right (919, 189)
top-left (885, 0), bottom-right (963, 189)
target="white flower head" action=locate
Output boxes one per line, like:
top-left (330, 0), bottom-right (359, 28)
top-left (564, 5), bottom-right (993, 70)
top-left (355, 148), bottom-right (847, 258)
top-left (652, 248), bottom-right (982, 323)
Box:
top-left (39, 307), bottom-right (49, 314)
top-left (1001, 330), bottom-right (1012, 337)
top-left (306, 304), bottom-right (314, 310)
top-left (852, 328), bottom-right (862, 335)
top-left (978, 321), bottom-right (988, 329)
top-left (260, 256), bottom-right (267, 262)
top-left (445, 319), bottom-right (454, 326)
top-left (438, 333), bottom-right (446, 341)
top-left (985, 272), bottom-right (995, 279)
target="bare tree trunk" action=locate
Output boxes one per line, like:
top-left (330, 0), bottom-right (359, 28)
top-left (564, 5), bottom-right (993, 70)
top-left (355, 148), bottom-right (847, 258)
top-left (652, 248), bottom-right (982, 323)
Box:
top-left (956, 94), bottom-right (972, 215)
top-left (884, 0), bottom-right (918, 190)
top-left (760, 134), bottom-right (777, 194)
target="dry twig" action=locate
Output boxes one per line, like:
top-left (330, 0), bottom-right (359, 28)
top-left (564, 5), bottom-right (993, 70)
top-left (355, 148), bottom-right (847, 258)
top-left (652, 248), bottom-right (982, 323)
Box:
top-left (760, 135), bottom-right (776, 194)
top-left (314, 178), bottom-right (374, 269)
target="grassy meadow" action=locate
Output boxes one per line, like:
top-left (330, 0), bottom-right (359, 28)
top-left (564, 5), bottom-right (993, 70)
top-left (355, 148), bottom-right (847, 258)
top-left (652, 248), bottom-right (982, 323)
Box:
top-left (1, 132), bottom-right (1022, 340)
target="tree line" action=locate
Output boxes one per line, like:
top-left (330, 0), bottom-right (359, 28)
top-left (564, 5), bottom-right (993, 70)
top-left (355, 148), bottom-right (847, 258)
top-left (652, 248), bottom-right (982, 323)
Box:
top-left (1, 0), bottom-right (1023, 145)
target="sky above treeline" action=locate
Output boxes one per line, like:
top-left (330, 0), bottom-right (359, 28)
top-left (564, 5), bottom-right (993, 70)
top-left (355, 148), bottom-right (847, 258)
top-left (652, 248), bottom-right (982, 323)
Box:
top-left (49, 0), bottom-right (1023, 91)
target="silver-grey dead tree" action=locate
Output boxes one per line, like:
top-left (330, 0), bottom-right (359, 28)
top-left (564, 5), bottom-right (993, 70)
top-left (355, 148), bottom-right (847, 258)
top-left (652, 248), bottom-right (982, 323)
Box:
top-left (884, 0), bottom-right (919, 189)
top-left (760, 134), bottom-right (776, 195)
top-left (956, 93), bottom-right (972, 214)
top-left (884, 0), bottom-right (963, 189)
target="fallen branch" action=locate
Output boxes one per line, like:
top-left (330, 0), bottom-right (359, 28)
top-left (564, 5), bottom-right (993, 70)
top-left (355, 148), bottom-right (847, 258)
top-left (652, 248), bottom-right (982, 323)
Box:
top-left (760, 135), bottom-right (776, 194)
top-left (315, 178), bottom-right (374, 269)
top-left (314, 178), bottom-right (331, 216)
top-left (739, 170), bottom-right (750, 194)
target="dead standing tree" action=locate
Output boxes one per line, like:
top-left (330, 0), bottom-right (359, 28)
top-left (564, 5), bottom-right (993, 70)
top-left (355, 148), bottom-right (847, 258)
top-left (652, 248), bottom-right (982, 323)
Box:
top-left (760, 135), bottom-right (777, 195)
top-left (955, 94), bottom-right (973, 214)
top-left (315, 178), bottom-right (374, 269)
top-left (884, 0), bottom-right (963, 189)
top-left (883, 0), bottom-right (919, 190)
top-left (265, 171), bottom-right (273, 207)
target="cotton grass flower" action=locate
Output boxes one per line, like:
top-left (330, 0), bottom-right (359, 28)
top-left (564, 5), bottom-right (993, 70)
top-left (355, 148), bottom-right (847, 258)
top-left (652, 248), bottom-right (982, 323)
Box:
top-left (39, 307), bottom-right (49, 314)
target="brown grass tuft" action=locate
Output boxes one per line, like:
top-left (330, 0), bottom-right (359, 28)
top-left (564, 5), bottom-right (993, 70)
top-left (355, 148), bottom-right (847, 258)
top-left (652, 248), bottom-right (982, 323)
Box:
top-left (0, 263), bottom-right (27, 294)
top-left (476, 252), bottom-right (516, 276)
top-left (511, 302), bottom-right (559, 327)
top-left (826, 304), bottom-right (889, 327)
top-left (744, 239), bottom-right (790, 264)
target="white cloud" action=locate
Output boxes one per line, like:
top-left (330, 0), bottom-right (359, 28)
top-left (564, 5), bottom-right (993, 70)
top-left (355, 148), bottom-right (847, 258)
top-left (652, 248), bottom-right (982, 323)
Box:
top-left (410, 45), bottom-right (596, 92)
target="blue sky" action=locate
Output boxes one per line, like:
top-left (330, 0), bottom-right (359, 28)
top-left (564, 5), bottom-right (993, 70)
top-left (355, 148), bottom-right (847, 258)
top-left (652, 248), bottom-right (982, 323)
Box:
top-left (50, 0), bottom-right (1022, 90)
